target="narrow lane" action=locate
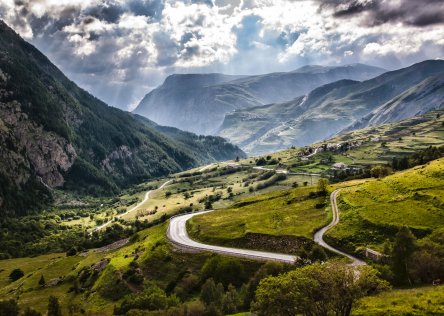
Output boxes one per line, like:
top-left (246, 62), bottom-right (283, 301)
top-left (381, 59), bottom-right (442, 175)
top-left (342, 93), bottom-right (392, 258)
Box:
top-left (91, 179), bottom-right (172, 232)
top-left (168, 189), bottom-right (365, 265)
top-left (168, 211), bottom-right (297, 263)
top-left (313, 189), bottom-right (366, 265)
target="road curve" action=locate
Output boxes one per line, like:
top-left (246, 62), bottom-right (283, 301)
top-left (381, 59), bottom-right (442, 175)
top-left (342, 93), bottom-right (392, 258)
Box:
top-left (167, 211), bottom-right (297, 263)
top-left (91, 179), bottom-right (172, 233)
top-left (314, 189), bottom-right (366, 266)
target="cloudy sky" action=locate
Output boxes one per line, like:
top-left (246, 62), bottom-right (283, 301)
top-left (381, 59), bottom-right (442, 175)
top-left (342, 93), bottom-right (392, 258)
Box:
top-left (1, 0), bottom-right (443, 110)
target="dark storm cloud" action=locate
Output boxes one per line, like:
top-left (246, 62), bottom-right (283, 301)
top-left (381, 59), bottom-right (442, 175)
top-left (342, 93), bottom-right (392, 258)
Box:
top-left (319, 0), bottom-right (444, 27)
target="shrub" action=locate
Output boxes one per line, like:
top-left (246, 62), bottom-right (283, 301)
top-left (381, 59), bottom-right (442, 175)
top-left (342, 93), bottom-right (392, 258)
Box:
top-left (9, 268), bottom-right (24, 282)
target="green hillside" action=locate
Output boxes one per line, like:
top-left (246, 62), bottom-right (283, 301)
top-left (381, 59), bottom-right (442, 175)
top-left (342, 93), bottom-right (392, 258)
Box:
top-left (188, 186), bottom-right (329, 253)
top-left (0, 223), bottom-right (265, 315)
top-left (354, 285), bottom-right (444, 315)
top-left (0, 20), bottom-right (244, 215)
top-left (326, 158), bottom-right (444, 253)
top-left (245, 110), bottom-right (444, 177)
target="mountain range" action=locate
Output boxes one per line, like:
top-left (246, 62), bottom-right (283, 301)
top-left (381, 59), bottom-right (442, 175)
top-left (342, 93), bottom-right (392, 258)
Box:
top-left (134, 59), bottom-right (444, 155)
top-left (0, 20), bottom-right (244, 215)
top-left (133, 64), bottom-right (386, 135)
top-left (220, 60), bottom-right (444, 154)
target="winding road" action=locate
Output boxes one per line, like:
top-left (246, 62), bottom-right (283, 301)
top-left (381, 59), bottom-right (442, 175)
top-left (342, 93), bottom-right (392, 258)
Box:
top-left (168, 211), bottom-right (297, 263)
top-left (91, 179), bottom-right (172, 233)
top-left (313, 189), bottom-right (365, 265)
top-left (168, 188), bottom-right (365, 265)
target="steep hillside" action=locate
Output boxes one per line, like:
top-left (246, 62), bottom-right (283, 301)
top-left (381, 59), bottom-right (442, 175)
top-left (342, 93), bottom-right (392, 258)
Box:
top-left (347, 75), bottom-right (444, 130)
top-left (0, 21), bottom-right (245, 216)
top-left (133, 64), bottom-right (385, 135)
top-left (219, 61), bottom-right (444, 155)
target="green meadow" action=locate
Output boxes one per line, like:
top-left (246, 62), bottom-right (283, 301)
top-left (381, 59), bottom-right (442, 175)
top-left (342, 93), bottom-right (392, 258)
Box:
top-left (327, 158), bottom-right (444, 252)
top-left (188, 186), bottom-right (330, 252)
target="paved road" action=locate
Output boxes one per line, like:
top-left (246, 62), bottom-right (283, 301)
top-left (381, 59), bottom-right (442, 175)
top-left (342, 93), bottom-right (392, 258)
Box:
top-left (167, 211), bottom-right (297, 263)
top-left (314, 189), bottom-right (366, 266)
top-left (252, 166), bottom-right (289, 174)
top-left (168, 189), bottom-right (365, 265)
top-left (91, 179), bottom-right (172, 232)
top-left (198, 163), bottom-right (217, 172)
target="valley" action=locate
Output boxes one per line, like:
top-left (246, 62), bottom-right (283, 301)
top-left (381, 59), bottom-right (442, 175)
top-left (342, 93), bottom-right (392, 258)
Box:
top-left (1, 109), bottom-right (443, 315)
top-left (0, 10), bottom-right (443, 316)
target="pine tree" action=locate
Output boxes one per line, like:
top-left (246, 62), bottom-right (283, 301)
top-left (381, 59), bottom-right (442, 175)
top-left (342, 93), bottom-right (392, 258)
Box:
top-left (392, 226), bottom-right (416, 285)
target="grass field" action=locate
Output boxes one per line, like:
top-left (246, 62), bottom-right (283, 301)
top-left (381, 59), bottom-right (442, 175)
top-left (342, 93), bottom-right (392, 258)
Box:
top-left (353, 285), bottom-right (444, 315)
top-left (119, 166), bottom-right (319, 223)
top-left (326, 158), bottom-right (444, 252)
top-left (188, 186), bottom-right (330, 253)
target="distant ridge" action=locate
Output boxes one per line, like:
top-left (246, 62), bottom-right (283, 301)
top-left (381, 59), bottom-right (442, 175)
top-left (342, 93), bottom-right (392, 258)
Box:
top-left (133, 63), bottom-right (386, 135)
top-left (217, 60), bottom-right (444, 155)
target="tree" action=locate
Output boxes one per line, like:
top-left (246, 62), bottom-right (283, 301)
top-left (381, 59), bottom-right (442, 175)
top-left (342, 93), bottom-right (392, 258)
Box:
top-left (200, 278), bottom-right (224, 309)
top-left (256, 157), bottom-right (267, 166)
top-left (253, 262), bottom-right (389, 316)
top-left (38, 275), bottom-right (46, 287)
top-left (370, 165), bottom-right (390, 178)
top-left (408, 229), bottom-right (444, 284)
top-left (222, 284), bottom-right (242, 314)
top-left (317, 178), bottom-right (329, 195)
top-left (204, 200), bottom-right (213, 210)
top-left (0, 299), bottom-right (19, 316)
top-left (201, 256), bottom-right (246, 287)
top-left (392, 226), bottom-right (417, 285)
top-left (47, 296), bottom-right (62, 316)
top-left (9, 268), bottom-right (24, 282)
top-left (310, 245), bottom-right (328, 262)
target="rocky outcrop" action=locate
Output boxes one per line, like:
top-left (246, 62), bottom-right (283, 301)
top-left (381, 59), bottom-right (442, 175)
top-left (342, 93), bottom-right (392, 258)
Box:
top-left (0, 101), bottom-right (76, 189)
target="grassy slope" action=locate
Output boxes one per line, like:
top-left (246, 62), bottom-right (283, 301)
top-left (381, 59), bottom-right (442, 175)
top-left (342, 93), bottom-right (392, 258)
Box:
top-left (0, 223), bottom-right (259, 314)
top-left (250, 110), bottom-right (444, 173)
top-left (188, 186), bottom-right (329, 252)
top-left (326, 158), bottom-right (444, 252)
top-left (354, 285), bottom-right (444, 315)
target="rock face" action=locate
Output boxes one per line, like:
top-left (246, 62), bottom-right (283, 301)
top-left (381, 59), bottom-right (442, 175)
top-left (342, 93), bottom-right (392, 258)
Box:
top-left (133, 64), bottom-right (386, 135)
top-left (0, 20), bottom-right (245, 215)
top-left (217, 60), bottom-right (444, 155)
top-left (0, 102), bottom-right (76, 188)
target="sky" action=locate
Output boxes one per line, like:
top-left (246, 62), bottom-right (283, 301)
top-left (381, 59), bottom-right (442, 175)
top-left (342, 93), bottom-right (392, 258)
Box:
top-left (1, 0), bottom-right (443, 110)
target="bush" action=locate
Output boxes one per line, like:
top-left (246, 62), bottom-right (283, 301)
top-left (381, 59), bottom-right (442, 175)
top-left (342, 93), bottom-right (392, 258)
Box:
top-left (201, 256), bottom-right (246, 287)
top-left (256, 174), bottom-right (287, 191)
top-left (0, 299), bottom-right (19, 316)
top-left (66, 247), bottom-right (77, 256)
top-left (9, 268), bottom-right (24, 281)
